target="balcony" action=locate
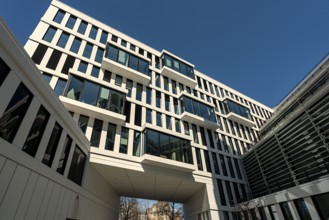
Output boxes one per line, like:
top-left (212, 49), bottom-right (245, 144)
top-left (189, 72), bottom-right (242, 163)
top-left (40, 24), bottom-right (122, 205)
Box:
top-left (226, 112), bottom-right (255, 128)
top-left (161, 66), bottom-right (197, 88)
top-left (59, 96), bottom-right (126, 126)
top-left (180, 111), bottom-right (219, 130)
top-left (102, 57), bottom-right (150, 85)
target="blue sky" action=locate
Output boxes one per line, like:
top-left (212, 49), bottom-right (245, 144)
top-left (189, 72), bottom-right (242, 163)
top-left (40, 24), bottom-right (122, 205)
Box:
top-left (1, 0), bottom-right (329, 107)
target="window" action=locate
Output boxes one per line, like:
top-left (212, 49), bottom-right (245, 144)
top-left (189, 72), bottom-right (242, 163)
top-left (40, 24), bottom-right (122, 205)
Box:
top-left (294, 199), bottom-right (312, 220)
top-left (133, 131), bottom-right (141, 156)
top-left (181, 96), bottom-right (216, 123)
top-left (103, 70), bottom-right (112, 83)
top-left (172, 80), bottom-right (177, 94)
top-left (61, 55), bottom-right (75, 75)
top-left (126, 79), bottom-right (133, 97)
top-left (130, 43), bottom-right (135, 51)
top-left (124, 101), bottom-right (131, 123)
top-left (227, 157), bottom-right (236, 178)
top-left (155, 73), bottom-right (160, 87)
top-left (46, 50), bottom-right (62, 70)
top-left (95, 48), bottom-right (104, 63)
top-left (90, 119), bottom-right (103, 147)
top-left (121, 39), bottom-right (127, 47)
top-left (199, 127), bottom-right (207, 146)
top-left (175, 119), bottom-right (181, 133)
top-left (32, 44), bottom-right (48, 65)
top-left (53, 9), bottom-right (65, 23)
top-left (70, 37), bottom-right (82, 53)
top-left (115, 74), bottom-right (123, 86)
top-left (212, 153), bottom-right (220, 174)
top-left (146, 108), bottom-right (152, 123)
top-left (195, 148), bottom-right (203, 171)
top-left (80, 81), bottom-right (99, 106)
top-left (163, 54), bottom-right (194, 79)
top-left (136, 83), bottom-right (143, 101)
top-left (42, 72), bottom-right (52, 84)
top-left (78, 61), bottom-right (88, 73)
top-left (78, 115), bottom-right (89, 133)
top-left (183, 121), bottom-right (189, 135)
top-left (139, 48), bottom-right (144, 56)
top-left (156, 112), bottom-right (162, 127)
top-left (83, 43), bottom-right (93, 58)
top-left (135, 105), bottom-right (142, 126)
top-left (68, 145), bottom-right (86, 185)
top-left (204, 150), bottom-right (212, 173)
top-left (173, 98), bottom-right (179, 114)
top-left (165, 95), bottom-right (170, 111)
top-left (65, 15), bottom-right (77, 29)
top-left (57, 32), bottom-right (69, 48)
top-left (220, 155), bottom-right (228, 176)
top-left (146, 87), bottom-right (152, 105)
top-left (0, 83), bottom-right (33, 143)
top-left (42, 122), bottom-right (63, 167)
top-left (166, 116), bottom-right (172, 130)
top-left (54, 78), bottom-right (67, 96)
top-left (313, 192), bottom-right (329, 220)
top-left (100, 31), bottom-right (108, 44)
top-left (156, 91), bottom-right (161, 108)
top-left (105, 123), bottom-right (116, 150)
top-left (56, 135), bottom-right (72, 174)
top-left (89, 25), bottom-right (98, 40)
top-left (280, 202), bottom-right (293, 220)
top-left (163, 76), bottom-right (169, 91)
top-left (22, 106), bottom-right (50, 157)
top-left (78, 20), bottom-right (87, 34)
top-left (0, 57), bottom-right (10, 86)
top-left (91, 66), bottom-right (100, 78)
top-left (120, 127), bottom-right (129, 154)
top-left (111, 35), bottom-right (118, 42)
top-left (217, 179), bottom-right (226, 206)
top-left (192, 124), bottom-right (199, 144)
top-left (234, 159), bottom-right (242, 179)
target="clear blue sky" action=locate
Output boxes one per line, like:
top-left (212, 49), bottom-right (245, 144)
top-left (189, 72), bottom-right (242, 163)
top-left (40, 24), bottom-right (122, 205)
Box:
top-left (1, 0), bottom-right (329, 108)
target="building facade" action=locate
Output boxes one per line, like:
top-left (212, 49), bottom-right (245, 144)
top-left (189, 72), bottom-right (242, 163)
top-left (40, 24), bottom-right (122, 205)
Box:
top-left (0, 0), bottom-right (328, 219)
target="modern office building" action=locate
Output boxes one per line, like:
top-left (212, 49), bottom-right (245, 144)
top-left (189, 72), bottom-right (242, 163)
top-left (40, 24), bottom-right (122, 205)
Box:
top-left (0, 0), bottom-right (328, 219)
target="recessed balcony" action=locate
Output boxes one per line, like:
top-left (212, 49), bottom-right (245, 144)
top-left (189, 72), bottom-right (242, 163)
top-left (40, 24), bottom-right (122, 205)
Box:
top-left (59, 96), bottom-right (126, 125)
top-left (102, 57), bottom-right (150, 85)
top-left (161, 66), bottom-right (197, 88)
top-left (226, 112), bottom-right (255, 128)
top-left (180, 111), bottom-right (219, 130)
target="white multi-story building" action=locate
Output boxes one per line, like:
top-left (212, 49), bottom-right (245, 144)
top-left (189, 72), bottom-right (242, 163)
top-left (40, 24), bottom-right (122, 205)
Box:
top-left (1, 0), bottom-right (328, 219)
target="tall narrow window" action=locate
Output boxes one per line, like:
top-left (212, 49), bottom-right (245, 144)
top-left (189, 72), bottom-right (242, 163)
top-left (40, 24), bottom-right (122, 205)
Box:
top-left (68, 145), bottom-right (86, 185)
top-left (134, 105), bottom-right (142, 126)
top-left (78, 20), bottom-right (87, 34)
top-left (146, 87), bottom-right (152, 105)
top-left (175, 119), bottom-right (181, 133)
top-left (78, 115), bottom-right (89, 133)
top-left (103, 70), bottom-right (112, 83)
top-left (207, 129), bottom-right (215, 148)
top-left (192, 124), bottom-right (199, 144)
top-left (89, 25), bottom-right (98, 40)
top-left (225, 181), bottom-right (234, 206)
top-left (57, 32), bottom-right (69, 48)
top-left (126, 79), bottom-right (133, 97)
top-left (172, 80), bottom-right (177, 94)
top-left (280, 202), bottom-right (293, 220)
top-left (165, 95), bottom-right (170, 111)
top-left (234, 158), bottom-right (242, 179)
top-left (212, 153), bottom-right (220, 174)
top-left (146, 108), bottom-right (152, 124)
top-left (119, 127), bottom-right (129, 154)
top-left (46, 50), bottom-right (62, 70)
top-left (78, 60), bottom-right (88, 73)
top-left (0, 83), bottom-right (33, 143)
top-left (183, 121), bottom-right (189, 135)
top-left (83, 43), bottom-right (93, 59)
top-left (166, 116), bottom-right (172, 130)
top-left (54, 78), bottom-right (67, 96)
top-left (204, 151), bottom-right (212, 173)
top-left (32, 44), bottom-right (48, 65)
top-left (220, 155), bottom-right (228, 176)
top-left (0, 57), bottom-right (11, 86)
top-left (42, 122), bottom-right (63, 167)
top-left (56, 135), bottom-right (72, 174)
top-left (105, 123), bottom-right (116, 151)
top-left (100, 31), bottom-right (108, 44)
top-left (227, 157), bottom-right (236, 178)
top-left (70, 37), bottom-right (82, 53)
top-left (95, 48), bottom-right (104, 63)
top-left (294, 199), bottom-right (312, 220)
top-left (22, 105), bottom-right (50, 157)
top-left (115, 74), bottom-right (123, 86)
top-left (61, 55), bottom-right (75, 74)
top-left (133, 131), bottom-right (141, 156)
top-left (199, 127), bottom-right (207, 146)
top-left (173, 98), bottom-right (179, 114)
top-left (91, 66), bottom-right (100, 78)
top-left (66, 15), bottom-right (77, 29)
top-left (53, 9), bottom-right (65, 23)
top-left (163, 76), bottom-right (169, 91)
top-left (217, 179), bottom-right (227, 206)
top-left (156, 112), bottom-right (162, 127)
top-left (90, 119), bottom-right (103, 147)
top-left (195, 148), bottom-right (203, 171)
top-left (136, 83), bottom-right (143, 101)
top-left (156, 91), bottom-right (161, 108)
top-left (155, 73), bottom-right (160, 87)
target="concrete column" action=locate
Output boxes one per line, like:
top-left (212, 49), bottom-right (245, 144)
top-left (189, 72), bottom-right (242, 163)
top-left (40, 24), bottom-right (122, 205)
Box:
top-left (304, 197), bottom-right (321, 220)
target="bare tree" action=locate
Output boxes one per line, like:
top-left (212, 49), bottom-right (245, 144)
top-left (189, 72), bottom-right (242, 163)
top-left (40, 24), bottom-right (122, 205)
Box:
top-left (150, 201), bottom-right (183, 220)
top-left (234, 200), bottom-right (261, 220)
top-left (119, 197), bottom-right (139, 220)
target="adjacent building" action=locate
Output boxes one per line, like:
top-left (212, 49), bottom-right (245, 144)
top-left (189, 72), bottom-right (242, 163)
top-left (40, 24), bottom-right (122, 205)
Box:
top-left (0, 0), bottom-right (328, 219)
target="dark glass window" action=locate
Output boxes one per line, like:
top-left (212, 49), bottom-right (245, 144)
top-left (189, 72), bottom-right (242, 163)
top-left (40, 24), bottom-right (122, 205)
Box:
top-left (183, 121), bottom-right (189, 135)
top-left (111, 35), bottom-right (118, 42)
top-left (119, 127), bottom-right (129, 154)
top-left (155, 73), bottom-right (160, 87)
top-left (217, 179), bottom-right (226, 206)
top-left (121, 39), bottom-right (127, 47)
top-left (133, 131), bottom-right (141, 156)
top-left (204, 150), bottom-right (212, 172)
top-left (54, 78), bottom-right (67, 96)
top-left (175, 119), bottom-right (180, 133)
top-left (313, 192), bottom-right (329, 220)
top-left (89, 26), bottom-right (98, 40)
top-left (105, 123), bottom-right (116, 151)
top-left (65, 15), bottom-right (77, 29)
top-left (78, 20), bottom-right (87, 34)
top-left (294, 199), bottom-right (312, 220)
top-left (42, 122), bottom-right (63, 167)
top-left (212, 153), bottom-right (220, 175)
top-left (207, 129), bottom-right (215, 148)
top-left (258, 207), bottom-right (267, 220)
top-left (156, 91), bottom-right (161, 108)
top-left (172, 80), bottom-right (177, 94)
top-left (42, 73), bottom-right (52, 84)
top-left (234, 158), bottom-right (242, 179)
top-left (100, 31), bottom-right (108, 44)
top-left (165, 95), bottom-right (170, 111)
top-left (199, 127), bottom-right (207, 146)
top-left (115, 74), bottom-right (122, 86)
top-left (134, 105), bottom-right (142, 126)
top-left (22, 106), bottom-right (50, 157)
top-left (181, 96), bottom-right (216, 123)
top-left (220, 155), bottom-right (228, 176)
top-left (61, 55), bottom-right (75, 74)
top-left (156, 112), bottom-right (162, 127)
top-left (163, 54), bottom-right (194, 79)
top-left (126, 79), bottom-right (133, 97)
top-left (136, 83), bottom-right (143, 101)
top-left (78, 60), bottom-right (88, 73)
top-left (90, 119), bottom-right (103, 147)
top-left (68, 145), bottom-right (86, 185)
top-left (66, 76), bottom-right (84, 100)
top-left (0, 57), bottom-right (10, 86)
top-left (0, 83), bottom-right (33, 143)
top-left (56, 135), bottom-right (72, 174)
top-left (227, 157), bottom-right (236, 178)
top-left (163, 76), bottom-right (169, 91)
top-left (78, 115), bottom-right (89, 133)
top-left (192, 124), bottom-right (199, 144)
top-left (83, 43), bottom-right (93, 58)
top-left (195, 148), bottom-right (203, 171)
top-left (91, 66), bottom-right (100, 78)
top-left (57, 32), bottom-right (69, 48)
top-left (124, 101), bottom-right (131, 123)
top-left (130, 44), bottom-right (135, 51)
top-left (103, 70), bottom-right (111, 83)
top-left (46, 50), bottom-right (62, 70)
top-left (53, 9), bottom-right (65, 23)
top-left (95, 48), bottom-right (104, 63)
top-left (80, 81), bottom-right (99, 106)
top-left (280, 202), bottom-right (293, 220)
top-left (32, 44), bottom-right (48, 65)
top-left (70, 37), bottom-right (82, 53)
top-left (146, 108), bottom-right (152, 123)
top-left (147, 86), bottom-right (153, 104)
top-left (173, 98), bottom-right (179, 114)
top-left (166, 115), bottom-right (172, 130)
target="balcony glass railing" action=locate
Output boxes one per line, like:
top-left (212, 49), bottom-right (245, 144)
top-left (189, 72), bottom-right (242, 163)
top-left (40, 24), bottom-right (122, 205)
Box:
top-left (223, 99), bottom-right (252, 121)
top-left (181, 96), bottom-right (217, 123)
top-left (162, 54), bottom-right (194, 79)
